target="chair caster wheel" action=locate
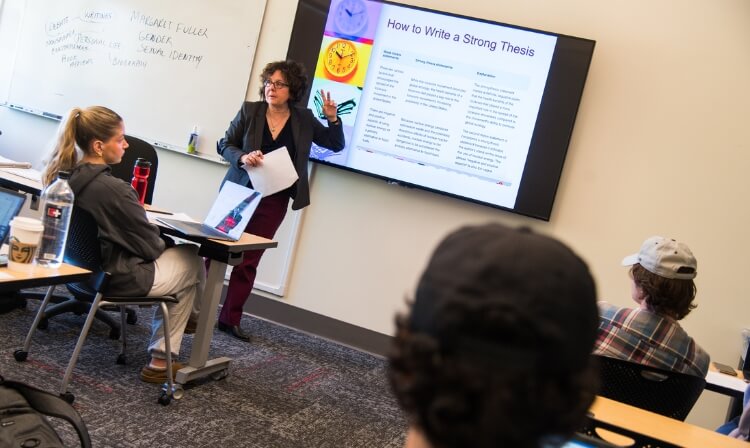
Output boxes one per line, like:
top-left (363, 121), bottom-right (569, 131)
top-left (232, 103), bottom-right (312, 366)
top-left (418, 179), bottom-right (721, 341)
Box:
top-left (109, 328), bottom-right (120, 340)
top-left (126, 311), bottom-right (137, 325)
top-left (13, 350), bottom-right (28, 362)
top-left (116, 353), bottom-right (126, 365)
top-left (211, 369), bottom-right (229, 381)
top-left (173, 386), bottom-right (184, 400)
top-left (60, 392), bottom-right (75, 404)
top-left (38, 319), bottom-right (48, 330)
top-left (158, 393), bottom-right (172, 406)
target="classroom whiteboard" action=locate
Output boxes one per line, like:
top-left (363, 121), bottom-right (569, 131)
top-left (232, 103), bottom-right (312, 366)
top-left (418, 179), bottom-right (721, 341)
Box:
top-left (4, 0), bottom-right (266, 157)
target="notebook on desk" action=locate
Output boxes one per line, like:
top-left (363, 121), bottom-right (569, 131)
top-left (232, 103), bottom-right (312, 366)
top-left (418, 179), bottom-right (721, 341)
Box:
top-left (156, 181), bottom-right (262, 242)
top-left (0, 187), bottom-right (27, 266)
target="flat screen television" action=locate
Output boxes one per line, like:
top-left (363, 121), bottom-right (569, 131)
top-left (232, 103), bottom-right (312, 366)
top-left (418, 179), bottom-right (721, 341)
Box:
top-left (287, 0), bottom-right (595, 220)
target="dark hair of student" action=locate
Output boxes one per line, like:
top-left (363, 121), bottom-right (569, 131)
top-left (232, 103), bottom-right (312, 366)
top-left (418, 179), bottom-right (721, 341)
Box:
top-left (389, 308), bottom-right (598, 448)
top-left (631, 264), bottom-right (697, 320)
top-left (388, 224), bottom-right (599, 448)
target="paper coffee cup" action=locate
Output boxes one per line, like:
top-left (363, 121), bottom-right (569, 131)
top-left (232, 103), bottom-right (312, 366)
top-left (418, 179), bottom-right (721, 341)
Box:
top-left (8, 217), bottom-right (44, 273)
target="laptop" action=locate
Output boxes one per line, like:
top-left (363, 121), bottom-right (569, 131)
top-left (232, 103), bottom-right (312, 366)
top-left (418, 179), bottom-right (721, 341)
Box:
top-left (0, 187), bottom-right (28, 266)
top-left (156, 181), bottom-right (262, 241)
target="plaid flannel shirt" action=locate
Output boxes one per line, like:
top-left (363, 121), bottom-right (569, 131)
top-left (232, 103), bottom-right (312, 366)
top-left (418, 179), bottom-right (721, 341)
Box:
top-left (594, 302), bottom-right (710, 377)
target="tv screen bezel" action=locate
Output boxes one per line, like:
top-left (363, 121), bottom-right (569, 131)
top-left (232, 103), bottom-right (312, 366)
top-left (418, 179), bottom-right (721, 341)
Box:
top-left (287, 0), bottom-right (595, 221)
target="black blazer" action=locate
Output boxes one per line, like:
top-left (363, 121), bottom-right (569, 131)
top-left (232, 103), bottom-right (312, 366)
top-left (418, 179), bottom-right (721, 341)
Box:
top-left (218, 101), bottom-right (345, 210)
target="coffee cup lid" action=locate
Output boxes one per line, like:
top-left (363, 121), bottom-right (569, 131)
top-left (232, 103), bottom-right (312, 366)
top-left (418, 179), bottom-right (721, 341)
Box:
top-left (10, 217), bottom-right (44, 232)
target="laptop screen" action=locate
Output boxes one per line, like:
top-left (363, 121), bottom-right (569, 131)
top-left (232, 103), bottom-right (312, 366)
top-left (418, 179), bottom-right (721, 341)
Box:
top-left (203, 181), bottom-right (262, 240)
top-left (0, 187), bottom-right (27, 245)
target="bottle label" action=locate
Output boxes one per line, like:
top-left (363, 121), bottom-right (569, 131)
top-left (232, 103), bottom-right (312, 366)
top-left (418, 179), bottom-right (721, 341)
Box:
top-left (45, 205), bottom-right (64, 220)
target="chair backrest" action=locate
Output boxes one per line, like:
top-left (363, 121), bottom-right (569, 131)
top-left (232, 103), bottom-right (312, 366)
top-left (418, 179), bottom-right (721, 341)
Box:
top-left (594, 354), bottom-right (706, 421)
top-left (579, 416), bottom-right (680, 448)
top-left (63, 206), bottom-right (108, 297)
top-left (109, 135), bottom-right (158, 204)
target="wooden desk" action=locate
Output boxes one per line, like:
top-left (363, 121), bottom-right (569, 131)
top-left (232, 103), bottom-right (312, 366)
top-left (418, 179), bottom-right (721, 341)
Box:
top-left (706, 363), bottom-right (747, 398)
top-left (590, 396), bottom-right (748, 447)
top-left (156, 223), bottom-right (277, 384)
top-left (706, 363), bottom-right (749, 423)
top-left (0, 263), bottom-right (90, 292)
top-left (0, 156), bottom-right (43, 196)
top-left (2, 263), bottom-right (92, 358)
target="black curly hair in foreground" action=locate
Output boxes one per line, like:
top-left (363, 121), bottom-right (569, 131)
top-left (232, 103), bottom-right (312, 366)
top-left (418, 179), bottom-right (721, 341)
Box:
top-left (388, 300), bottom-right (598, 448)
top-left (387, 224), bottom-right (599, 448)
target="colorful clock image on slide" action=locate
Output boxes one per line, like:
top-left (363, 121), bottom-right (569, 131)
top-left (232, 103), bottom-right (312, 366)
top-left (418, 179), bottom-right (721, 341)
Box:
top-left (333, 0), bottom-right (369, 36)
top-left (324, 39), bottom-right (359, 80)
top-left (314, 36), bottom-right (371, 87)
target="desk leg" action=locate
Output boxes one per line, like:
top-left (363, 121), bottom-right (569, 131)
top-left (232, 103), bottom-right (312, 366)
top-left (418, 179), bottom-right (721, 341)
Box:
top-left (176, 260), bottom-right (231, 384)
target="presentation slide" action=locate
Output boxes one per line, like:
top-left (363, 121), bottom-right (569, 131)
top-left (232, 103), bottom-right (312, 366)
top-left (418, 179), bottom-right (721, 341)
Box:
top-left (308, 0), bottom-right (557, 209)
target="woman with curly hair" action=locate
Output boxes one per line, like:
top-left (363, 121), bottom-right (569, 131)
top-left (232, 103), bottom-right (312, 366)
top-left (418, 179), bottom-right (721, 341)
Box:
top-left (215, 60), bottom-right (344, 341)
top-left (594, 236), bottom-right (709, 377)
top-left (388, 223), bottom-right (600, 448)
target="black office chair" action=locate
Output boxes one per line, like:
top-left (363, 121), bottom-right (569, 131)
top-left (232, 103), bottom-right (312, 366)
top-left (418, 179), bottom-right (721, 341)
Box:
top-left (110, 135), bottom-right (159, 205)
top-left (24, 135), bottom-right (160, 331)
top-left (594, 354), bottom-right (706, 421)
top-left (14, 206), bottom-right (182, 405)
top-left (580, 416), bottom-right (680, 448)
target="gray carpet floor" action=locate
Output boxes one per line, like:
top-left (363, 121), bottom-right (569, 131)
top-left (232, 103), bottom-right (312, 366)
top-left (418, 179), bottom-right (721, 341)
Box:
top-left (0, 291), bottom-right (407, 447)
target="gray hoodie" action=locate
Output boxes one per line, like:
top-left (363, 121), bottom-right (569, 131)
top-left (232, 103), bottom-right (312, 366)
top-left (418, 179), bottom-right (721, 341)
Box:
top-left (68, 163), bottom-right (165, 296)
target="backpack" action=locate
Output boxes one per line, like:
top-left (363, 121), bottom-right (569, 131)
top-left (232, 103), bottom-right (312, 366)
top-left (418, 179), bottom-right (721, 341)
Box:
top-left (0, 375), bottom-right (91, 448)
top-left (0, 292), bottom-right (26, 314)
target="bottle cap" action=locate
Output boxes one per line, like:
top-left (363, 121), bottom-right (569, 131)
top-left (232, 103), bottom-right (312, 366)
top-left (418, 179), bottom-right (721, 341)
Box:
top-left (135, 158), bottom-right (151, 167)
top-left (192, 125), bottom-right (199, 134)
top-left (58, 171), bottom-right (71, 180)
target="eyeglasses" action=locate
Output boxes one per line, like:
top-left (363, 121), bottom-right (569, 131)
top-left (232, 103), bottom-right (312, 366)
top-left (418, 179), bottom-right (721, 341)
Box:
top-left (264, 80), bottom-right (289, 90)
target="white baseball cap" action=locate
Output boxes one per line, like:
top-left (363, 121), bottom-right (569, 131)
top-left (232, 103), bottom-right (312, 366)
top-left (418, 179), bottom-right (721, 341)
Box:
top-left (622, 236), bottom-right (697, 280)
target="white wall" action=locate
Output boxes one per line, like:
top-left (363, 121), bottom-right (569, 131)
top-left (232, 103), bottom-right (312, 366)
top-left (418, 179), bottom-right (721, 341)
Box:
top-left (2, 0), bottom-right (749, 430)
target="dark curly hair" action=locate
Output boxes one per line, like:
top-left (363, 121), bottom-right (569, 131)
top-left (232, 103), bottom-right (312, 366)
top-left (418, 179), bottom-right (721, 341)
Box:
top-left (631, 264), bottom-right (697, 319)
top-left (387, 224), bottom-right (599, 448)
top-left (388, 302), bottom-right (598, 448)
top-left (257, 60), bottom-right (308, 103)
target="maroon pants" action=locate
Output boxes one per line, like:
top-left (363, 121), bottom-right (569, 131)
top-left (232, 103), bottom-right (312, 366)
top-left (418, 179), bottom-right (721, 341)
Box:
top-left (217, 192), bottom-right (289, 326)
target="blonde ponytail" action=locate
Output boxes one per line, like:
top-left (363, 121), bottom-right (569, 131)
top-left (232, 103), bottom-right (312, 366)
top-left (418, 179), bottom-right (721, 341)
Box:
top-left (42, 108), bottom-right (82, 186)
top-left (41, 106), bottom-right (123, 186)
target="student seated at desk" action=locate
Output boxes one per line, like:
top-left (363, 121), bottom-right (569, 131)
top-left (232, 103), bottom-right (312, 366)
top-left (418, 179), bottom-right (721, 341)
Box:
top-left (594, 236), bottom-right (710, 377)
top-left (388, 223), bottom-right (600, 448)
top-left (42, 105), bottom-right (205, 383)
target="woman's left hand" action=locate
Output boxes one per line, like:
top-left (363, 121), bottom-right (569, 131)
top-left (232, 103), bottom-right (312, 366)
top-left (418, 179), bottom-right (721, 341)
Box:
top-left (241, 150), bottom-right (264, 167)
top-left (321, 89), bottom-right (338, 122)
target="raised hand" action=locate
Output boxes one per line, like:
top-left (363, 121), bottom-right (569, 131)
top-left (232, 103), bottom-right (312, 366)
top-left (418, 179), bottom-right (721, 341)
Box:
top-left (320, 89), bottom-right (338, 122)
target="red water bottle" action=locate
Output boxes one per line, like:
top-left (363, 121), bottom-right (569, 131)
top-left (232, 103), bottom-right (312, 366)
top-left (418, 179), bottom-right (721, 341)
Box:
top-left (131, 158), bottom-right (151, 204)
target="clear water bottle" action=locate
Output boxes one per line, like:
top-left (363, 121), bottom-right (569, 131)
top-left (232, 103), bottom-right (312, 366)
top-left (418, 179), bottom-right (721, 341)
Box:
top-left (37, 171), bottom-right (75, 268)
